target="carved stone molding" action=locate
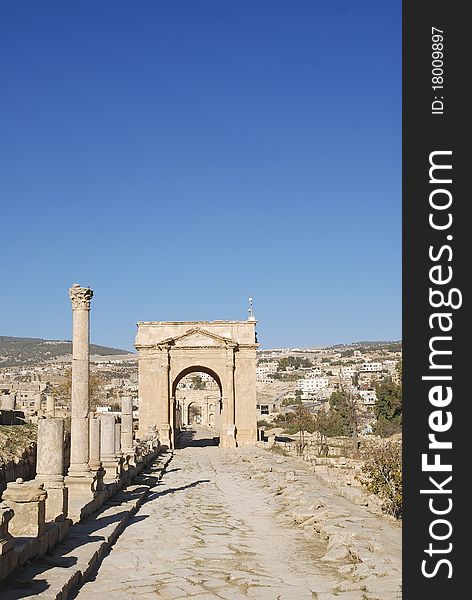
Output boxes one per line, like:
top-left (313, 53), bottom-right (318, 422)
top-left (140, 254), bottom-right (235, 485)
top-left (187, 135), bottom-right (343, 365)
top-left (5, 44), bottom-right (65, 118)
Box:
top-left (69, 284), bottom-right (93, 310)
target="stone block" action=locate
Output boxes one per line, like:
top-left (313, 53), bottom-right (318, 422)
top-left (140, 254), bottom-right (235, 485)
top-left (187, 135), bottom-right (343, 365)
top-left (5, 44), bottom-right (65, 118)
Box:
top-left (2, 479), bottom-right (47, 538)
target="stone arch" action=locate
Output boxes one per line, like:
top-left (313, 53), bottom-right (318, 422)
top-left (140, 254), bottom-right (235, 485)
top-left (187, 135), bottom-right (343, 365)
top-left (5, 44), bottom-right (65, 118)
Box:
top-left (174, 367), bottom-right (223, 431)
top-left (172, 365), bottom-right (223, 397)
top-left (135, 320), bottom-right (258, 449)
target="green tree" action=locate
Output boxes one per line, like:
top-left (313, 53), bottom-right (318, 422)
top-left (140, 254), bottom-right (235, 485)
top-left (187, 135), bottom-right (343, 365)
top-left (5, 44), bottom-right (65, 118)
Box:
top-left (312, 409), bottom-right (345, 455)
top-left (188, 404), bottom-right (202, 423)
top-left (277, 356), bottom-right (312, 371)
top-left (373, 377), bottom-right (402, 436)
top-left (328, 389), bottom-right (361, 454)
top-left (191, 375), bottom-right (206, 390)
top-left (275, 404), bottom-right (315, 438)
top-left (328, 390), bottom-right (351, 436)
top-left (51, 367), bottom-right (105, 410)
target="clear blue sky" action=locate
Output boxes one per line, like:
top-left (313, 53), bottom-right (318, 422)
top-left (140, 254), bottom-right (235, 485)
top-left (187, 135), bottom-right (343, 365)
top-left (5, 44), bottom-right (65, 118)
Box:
top-left (0, 1), bottom-right (401, 351)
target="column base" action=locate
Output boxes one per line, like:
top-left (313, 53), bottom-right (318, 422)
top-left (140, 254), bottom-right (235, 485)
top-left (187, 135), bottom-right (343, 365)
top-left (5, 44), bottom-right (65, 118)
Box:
top-left (37, 481), bottom-right (68, 522)
top-left (220, 426), bottom-right (237, 449)
top-left (233, 427), bottom-right (257, 446)
top-left (67, 462), bottom-right (94, 479)
top-left (101, 457), bottom-right (122, 484)
top-left (64, 473), bottom-right (103, 522)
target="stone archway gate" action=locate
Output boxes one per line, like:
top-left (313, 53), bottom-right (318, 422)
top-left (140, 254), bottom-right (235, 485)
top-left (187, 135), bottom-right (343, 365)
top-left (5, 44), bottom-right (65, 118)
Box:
top-left (135, 320), bottom-right (258, 448)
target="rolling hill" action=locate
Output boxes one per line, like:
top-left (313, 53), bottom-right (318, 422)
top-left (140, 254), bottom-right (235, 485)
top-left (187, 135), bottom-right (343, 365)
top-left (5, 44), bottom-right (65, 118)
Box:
top-left (0, 336), bottom-right (130, 367)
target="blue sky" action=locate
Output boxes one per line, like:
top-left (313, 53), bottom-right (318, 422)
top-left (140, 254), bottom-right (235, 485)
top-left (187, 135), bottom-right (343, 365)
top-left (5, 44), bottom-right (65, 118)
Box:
top-left (0, 1), bottom-right (401, 351)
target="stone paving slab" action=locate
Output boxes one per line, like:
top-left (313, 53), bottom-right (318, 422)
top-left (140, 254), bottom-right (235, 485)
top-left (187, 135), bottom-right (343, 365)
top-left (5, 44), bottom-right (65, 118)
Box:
top-left (72, 428), bottom-right (401, 600)
top-left (0, 452), bottom-right (173, 600)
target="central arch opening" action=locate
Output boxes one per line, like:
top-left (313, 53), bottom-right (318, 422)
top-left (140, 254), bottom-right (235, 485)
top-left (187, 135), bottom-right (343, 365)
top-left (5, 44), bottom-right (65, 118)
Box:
top-left (173, 366), bottom-right (222, 447)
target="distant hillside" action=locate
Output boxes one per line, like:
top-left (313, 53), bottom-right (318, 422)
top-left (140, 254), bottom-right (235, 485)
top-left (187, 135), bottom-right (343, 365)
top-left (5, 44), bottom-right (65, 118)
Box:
top-left (329, 341), bottom-right (402, 352)
top-left (0, 336), bottom-right (129, 367)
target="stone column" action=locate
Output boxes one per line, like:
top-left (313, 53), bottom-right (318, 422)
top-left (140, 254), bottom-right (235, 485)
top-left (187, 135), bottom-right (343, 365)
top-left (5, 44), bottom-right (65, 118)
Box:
top-left (114, 422), bottom-right (122, 455)
top-left (100, 414), bottom-right (120, 483)
top-left (88, 416), bottom-right (106, 493)
top-left (2, 479), bottom-right (47, 537)
top-left (121, 397), bottom-right (134, 461)
top-left (116, 421), bottom-right (127, 478)
top-left (34, 393), bottom-right (42, 413)
top-left (67, 284), bottom-right (94, 479)
top-left (46, 395), bottom-right (55, 417)
top-left (35, 418), bottom-right (67, 521)
top-left (89, 416), bottom-right (101, 471)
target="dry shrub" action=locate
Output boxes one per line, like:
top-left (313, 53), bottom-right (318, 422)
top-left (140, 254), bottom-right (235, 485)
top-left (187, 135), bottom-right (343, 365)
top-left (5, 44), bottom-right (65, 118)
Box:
top-left (357, 438), bottom-right (402, 518)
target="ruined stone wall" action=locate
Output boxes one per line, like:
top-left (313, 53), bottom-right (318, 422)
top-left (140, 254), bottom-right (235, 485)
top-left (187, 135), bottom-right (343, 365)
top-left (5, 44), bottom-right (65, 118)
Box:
top-left (0, 424), bottom-right (37, 494)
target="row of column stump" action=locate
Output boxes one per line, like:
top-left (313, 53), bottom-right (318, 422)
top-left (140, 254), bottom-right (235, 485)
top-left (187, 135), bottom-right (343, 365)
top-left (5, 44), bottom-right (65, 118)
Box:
top-left (0, 405), bottom-right (161, 581)
top-left (0, 284), bottom-right (162, 582)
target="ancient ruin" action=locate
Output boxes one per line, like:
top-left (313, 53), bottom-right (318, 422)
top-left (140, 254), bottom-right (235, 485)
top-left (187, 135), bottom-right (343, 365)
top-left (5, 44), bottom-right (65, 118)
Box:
top-left (0, 284), bottom-right (162, 584)
top-left (135, 320), bottom-right (258, 449)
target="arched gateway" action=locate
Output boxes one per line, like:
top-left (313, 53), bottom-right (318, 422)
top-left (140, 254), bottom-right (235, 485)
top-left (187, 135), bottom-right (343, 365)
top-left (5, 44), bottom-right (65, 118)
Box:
top-left (135, 319), bottom-right (258, 448)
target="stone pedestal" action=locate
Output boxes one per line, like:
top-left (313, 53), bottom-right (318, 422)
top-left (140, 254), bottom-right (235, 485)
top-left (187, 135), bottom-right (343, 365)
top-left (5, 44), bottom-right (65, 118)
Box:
top-left (159, 423), bottom-right (172, 449)
top-left (2, 480), bottom-right (47, 538)
top-left (35, 418), bottom-right (67, 521)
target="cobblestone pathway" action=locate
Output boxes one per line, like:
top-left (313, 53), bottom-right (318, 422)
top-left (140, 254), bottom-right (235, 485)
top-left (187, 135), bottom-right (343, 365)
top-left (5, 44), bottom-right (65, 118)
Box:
top-left (75, 428), bottom-right (401, 600)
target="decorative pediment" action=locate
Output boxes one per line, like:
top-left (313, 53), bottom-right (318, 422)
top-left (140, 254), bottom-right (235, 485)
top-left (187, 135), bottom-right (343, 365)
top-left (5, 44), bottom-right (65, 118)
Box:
top-left (163, 328), bottom-right (237, 349)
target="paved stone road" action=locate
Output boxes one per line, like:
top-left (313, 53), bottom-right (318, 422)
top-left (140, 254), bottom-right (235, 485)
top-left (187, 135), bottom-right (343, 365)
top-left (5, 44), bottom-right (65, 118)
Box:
top-left (76, 428), bottom-right (401, 600)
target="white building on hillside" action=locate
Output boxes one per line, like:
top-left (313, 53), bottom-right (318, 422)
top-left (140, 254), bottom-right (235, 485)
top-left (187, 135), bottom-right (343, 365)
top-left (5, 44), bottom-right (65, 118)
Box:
top-left (360, 362), bottom-right (382, 372)
top-left (358, 389), bottom-right (377, 405)
top-left (297, 377), bottom-right (330, 394)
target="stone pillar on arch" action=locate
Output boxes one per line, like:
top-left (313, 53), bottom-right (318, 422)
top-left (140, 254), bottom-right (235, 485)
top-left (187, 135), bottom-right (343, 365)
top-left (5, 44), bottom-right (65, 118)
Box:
top-left (158, 346), bottom-right (172, 448)
top-left (220, 345), bottom-right (237, 448)
top-left (234, 345), bottom-right (258, 446)
top-left (137, 345), bottom-right (172, 448)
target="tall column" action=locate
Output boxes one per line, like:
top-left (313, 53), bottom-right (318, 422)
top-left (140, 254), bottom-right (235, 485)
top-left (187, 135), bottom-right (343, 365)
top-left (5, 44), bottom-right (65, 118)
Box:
top-left (35, 417), bottom-right (67, 521)
top-left (67, 284), bottom-right (93, 478)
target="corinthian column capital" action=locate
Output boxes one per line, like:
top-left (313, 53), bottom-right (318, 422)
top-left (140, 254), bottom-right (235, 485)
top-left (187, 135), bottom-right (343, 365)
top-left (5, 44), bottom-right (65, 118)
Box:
top-left (69, 284), bottom-right (94, 310)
